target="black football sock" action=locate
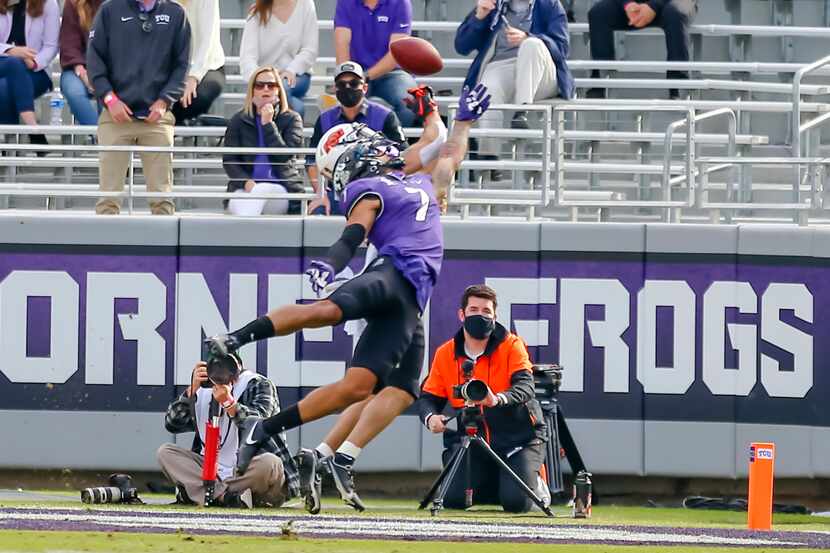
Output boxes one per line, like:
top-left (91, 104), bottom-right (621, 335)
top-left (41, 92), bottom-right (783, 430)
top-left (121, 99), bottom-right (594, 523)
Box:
top-left (229, 316), bottom-right (275, 346)
top-left (262, 404), bottom-right (303, 435)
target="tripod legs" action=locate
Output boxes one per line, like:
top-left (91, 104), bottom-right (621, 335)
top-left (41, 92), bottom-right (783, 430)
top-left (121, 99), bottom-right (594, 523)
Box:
top-left (473, 436), bottom-right (555, 517)
top-left (418, 435), bottom-right (554, 517)
top-left (419, 436), bottom-right (473, 515)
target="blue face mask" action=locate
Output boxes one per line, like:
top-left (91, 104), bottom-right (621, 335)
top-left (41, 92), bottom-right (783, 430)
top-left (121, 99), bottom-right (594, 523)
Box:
top-left (464, 314), bottom-right (495, 340)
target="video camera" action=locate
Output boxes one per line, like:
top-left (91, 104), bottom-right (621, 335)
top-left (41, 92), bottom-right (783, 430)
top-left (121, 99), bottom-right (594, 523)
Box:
top-left (451, 360), bottom-right (489, 403)
top-left (81, 473), bottom-right (141, 504)
top-left (532, 364), bottom-right (563, 408)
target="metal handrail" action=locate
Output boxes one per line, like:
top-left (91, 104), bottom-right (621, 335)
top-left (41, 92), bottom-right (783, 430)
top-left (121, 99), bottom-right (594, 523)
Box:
top-left (792, 54), bottom-right (830, 155)
top-left (662, 108), bottom-right (737, 208)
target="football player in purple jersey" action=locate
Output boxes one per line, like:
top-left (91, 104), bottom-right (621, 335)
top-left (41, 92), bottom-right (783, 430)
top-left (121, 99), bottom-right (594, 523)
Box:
top-left (205, 84), bottom-right (491, 511)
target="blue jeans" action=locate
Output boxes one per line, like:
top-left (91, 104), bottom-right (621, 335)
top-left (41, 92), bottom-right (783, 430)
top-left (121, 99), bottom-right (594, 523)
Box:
top-left (367, 69), bottom-right (417, 127)
top-left (285, 72), bottom-right (311, 119)
top-left (0, 57), bottom-right (52, 124)
top-left (60, 70), bottom-right (100, 125)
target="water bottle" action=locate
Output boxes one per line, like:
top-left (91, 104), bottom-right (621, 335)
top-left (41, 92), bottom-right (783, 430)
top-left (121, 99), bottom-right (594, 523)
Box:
top-left (572, 470), bottom-right (592, 519)
top-left (49, 91), bottom-right (65, 126)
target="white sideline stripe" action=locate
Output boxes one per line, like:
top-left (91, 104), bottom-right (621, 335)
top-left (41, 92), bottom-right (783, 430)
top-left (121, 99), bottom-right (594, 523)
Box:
top-left (0, 510), bottom-right (799, 546)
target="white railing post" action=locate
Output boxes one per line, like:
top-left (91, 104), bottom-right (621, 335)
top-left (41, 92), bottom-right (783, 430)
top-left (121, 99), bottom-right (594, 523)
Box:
top-left (541, 105), bottom-right (551, 207)
top-left (553, 108), bottom-right (565, 206)
top-left (127, 150), bottom-right (134, 215)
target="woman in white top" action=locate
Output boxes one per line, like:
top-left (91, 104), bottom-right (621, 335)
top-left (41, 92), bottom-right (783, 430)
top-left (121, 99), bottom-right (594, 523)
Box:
top-left (172, 0), bottom-right (226, 123)
top-left (239, 0), bottom-right (317, 119)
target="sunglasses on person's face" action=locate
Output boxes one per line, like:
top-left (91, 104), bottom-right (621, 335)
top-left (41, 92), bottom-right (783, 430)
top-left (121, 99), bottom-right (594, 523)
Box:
top-left (335, 79), bottom-right (362, 90)
top-left (138, 12), bottom-right (153, 33)
top-left (254, 81), bottom-right (279, 91)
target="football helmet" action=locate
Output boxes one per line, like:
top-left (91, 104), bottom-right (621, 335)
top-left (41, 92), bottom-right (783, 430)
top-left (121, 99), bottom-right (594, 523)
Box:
top-left (315, 123), bottom-right (404, 199)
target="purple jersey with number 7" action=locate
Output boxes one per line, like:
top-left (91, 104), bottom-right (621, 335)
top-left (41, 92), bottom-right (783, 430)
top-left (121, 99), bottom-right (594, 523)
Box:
top-left (340, 171), bottom-right (443, 311)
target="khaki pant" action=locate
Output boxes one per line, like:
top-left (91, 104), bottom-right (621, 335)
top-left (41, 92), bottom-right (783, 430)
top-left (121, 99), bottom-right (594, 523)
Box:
top-left (156, 443), bottom-right (286, 507)
top-left (479, 37), bottom-right (558, 155)
top-left (96, 110), bottom-right (175, 215)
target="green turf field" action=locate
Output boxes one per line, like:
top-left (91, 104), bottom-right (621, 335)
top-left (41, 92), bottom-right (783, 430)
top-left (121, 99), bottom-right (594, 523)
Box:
top-left (1, 494), bottom-right (828, 552)
top-left (1, 531), bottom-right (828, 553)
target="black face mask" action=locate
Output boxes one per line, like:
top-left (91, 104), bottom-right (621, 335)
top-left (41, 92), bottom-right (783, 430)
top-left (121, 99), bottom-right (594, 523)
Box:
top-left (464, 315), bottom-right (495, 340)
top-left (336, 88), bottom-right (364, 108)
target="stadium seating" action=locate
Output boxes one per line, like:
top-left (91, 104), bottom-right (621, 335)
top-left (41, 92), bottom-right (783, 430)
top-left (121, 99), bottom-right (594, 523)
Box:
top-left (4, 0), bottom-right (830, 223)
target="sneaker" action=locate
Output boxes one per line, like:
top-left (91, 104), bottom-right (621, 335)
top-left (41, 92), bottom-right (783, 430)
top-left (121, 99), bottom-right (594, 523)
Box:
top-left (235, 417), bottom-right (268, 475)
top-left (221, 488), bottom-right (253, 509)
top-left (511, 111), bottom-right (529, 130)
top-left (297, 448), bottom-right (322, 515)
top-left (174, 485), bottom-right (195, 505)
top-left (585, 88), bottom-right (606, 100)
top-left (324, 454), bottom-right (366, 512)
top-left (204, 334), bottom-right (241, 358)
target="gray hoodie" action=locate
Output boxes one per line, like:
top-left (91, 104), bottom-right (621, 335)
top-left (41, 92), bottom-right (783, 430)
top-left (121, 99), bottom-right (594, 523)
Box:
top-left (87, 0), bottom-right (191, 115)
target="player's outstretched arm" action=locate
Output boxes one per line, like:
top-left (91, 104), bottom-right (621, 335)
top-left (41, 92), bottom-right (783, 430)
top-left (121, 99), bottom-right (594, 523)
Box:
top-left (306, 197), bottom-right (381, 295)
top-left (402, 86), bottom-right (447, 175)
top-left (432, 84), bottom-right (491, 211)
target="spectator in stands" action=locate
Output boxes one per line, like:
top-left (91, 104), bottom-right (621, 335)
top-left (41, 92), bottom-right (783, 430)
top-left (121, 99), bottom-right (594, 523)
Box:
top-left (563, 0), bottom-right (574, 22)
top-left (455, 0), bottom-right (574, 163)
top-left (0, 0), bottom-right (59, 146)
top-left (59, 0), bottom-right (103, 126)
top-left (158, 356), bottom-right (300, 507)
top-left (171, 0), bottom-right (225, 124)
top-left (334, 0), bottom-right (418, 127)
top-left (588, 0), bottom-right (699, 99)
top-left (416, 284), bottom-right (549, 513)
top-left (87, 0), bottom-right (190, 215)
top-left (306, 61), bottom-right (405, 215)
top-left (223, 65), bottom-right (304, 216)
top-left (239, 0), bottom-right (317, 119)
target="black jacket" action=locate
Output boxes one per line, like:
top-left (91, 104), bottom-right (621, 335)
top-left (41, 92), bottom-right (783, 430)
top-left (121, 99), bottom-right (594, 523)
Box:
top-left (223, 109), bottom-right (305, 195)
top-left (87, 0), bottom-right (190, 114)
top-left (417, 323), bottom-right (547, 452)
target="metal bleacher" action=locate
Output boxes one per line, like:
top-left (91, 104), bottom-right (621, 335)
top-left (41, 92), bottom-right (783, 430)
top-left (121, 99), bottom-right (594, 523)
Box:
top-left (5, 0), bottom-right (830, 224)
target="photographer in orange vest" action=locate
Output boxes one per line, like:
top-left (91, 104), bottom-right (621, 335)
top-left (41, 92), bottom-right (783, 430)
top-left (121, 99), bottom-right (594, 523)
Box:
top-left (416, 284), bottom-right (548, 512)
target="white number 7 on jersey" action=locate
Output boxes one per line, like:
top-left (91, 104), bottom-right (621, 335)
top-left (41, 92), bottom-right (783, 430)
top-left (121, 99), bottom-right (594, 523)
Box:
top-left (404, 186), bottom-right (429, 222)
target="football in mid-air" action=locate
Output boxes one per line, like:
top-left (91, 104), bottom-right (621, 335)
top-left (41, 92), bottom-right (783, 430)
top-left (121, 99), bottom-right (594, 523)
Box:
top-left (390, 36), bottom-right (444, 76)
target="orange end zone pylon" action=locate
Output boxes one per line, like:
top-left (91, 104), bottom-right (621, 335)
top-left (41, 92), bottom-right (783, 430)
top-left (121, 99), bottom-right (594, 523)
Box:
top-left (747, 442), bottom-right (775, 531)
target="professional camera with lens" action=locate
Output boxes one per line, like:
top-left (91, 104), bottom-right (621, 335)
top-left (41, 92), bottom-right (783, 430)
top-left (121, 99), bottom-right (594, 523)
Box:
top-left (200, 350), bottom-right (242, 389)
top-left (451, 360), bottom-right (489, 403)
top-left (80, 473), bottom-right (141, 504)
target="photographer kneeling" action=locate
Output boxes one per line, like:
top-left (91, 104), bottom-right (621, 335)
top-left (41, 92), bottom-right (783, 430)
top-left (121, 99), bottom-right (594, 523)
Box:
top-left (157, 353), bottom-right (299, 508)
top-left (417, 285), bottom-right (548, 513)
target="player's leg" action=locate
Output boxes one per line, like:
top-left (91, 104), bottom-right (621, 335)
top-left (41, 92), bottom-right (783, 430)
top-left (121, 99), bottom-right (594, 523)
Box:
top-left (233, 264), bottom-right (405, 475)
top-left (326, 318), bottom-right (424, 510)
top-left (208, 263), bottom-right (393, 357)
top-left (318, 398), bottom-right (371, 457)
top-left (297, 397), bottom-right (371, 514)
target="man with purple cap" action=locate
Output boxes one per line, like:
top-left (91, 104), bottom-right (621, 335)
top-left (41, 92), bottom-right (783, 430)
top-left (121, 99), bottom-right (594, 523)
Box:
top-left (307, 61), bottom-right (405, 215)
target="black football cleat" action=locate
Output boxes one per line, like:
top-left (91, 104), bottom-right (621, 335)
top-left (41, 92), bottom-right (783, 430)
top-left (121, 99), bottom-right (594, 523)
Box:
top-left (297, 448), bottom-right (322, 515)
top-left (325, 454), bottom-right (366, 512)
top-left (205, 334), bottom-right (241, 358)
top-left (235, 417), bottom-right (268, 475)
